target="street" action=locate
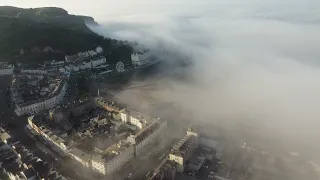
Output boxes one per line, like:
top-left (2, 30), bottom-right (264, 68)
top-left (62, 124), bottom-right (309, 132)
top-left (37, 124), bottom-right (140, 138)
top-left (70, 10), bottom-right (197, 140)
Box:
top-left (0, 75), bottom-right (72, 179)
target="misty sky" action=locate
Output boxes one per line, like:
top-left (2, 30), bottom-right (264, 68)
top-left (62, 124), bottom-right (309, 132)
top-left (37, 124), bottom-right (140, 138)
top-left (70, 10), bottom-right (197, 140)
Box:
top-left (3, 0), bottom-right (320, 159)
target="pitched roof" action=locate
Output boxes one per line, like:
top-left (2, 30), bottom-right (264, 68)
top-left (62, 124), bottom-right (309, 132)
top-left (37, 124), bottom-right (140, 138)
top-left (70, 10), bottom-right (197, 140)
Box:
top-left (23, 167), bottom-right (37, 179)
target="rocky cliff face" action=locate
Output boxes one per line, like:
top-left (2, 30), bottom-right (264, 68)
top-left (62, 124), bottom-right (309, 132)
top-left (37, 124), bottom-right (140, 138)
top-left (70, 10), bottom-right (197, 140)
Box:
top-left (0, 6), bottom-right (96, 22)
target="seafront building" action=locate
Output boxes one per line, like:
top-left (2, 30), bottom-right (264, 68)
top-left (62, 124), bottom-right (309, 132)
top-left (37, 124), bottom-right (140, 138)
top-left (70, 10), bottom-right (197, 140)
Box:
top-left (65, 46), bottom-right (103, 62)
top-left (168, 129), bottom-right (199, 172)
top-left (131, 51), bottom-right (154, 67)
top-left (120, 109), bottom-right (167, 156)
top-left (148, 129), bottom-right (199, 180)
top-left (126, 117), bottom-right (167, 156)
top-left (25, 97), bottom-right (166, 176)
top-left (65, 56), bottom-right (107, 73)
top-left (20, 69), bottom-right (48, 75)
top-left (120, 110), bottom-right (151, 129)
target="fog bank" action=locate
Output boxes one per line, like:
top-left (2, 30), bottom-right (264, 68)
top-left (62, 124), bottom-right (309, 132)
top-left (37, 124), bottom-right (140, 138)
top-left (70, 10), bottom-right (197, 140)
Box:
top-left (89, 0), bottom-right (320, 162)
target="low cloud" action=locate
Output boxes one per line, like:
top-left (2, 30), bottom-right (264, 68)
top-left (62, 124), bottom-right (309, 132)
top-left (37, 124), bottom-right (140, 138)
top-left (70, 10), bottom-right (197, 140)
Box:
top-left (89, 0), bottom-right (320, 164)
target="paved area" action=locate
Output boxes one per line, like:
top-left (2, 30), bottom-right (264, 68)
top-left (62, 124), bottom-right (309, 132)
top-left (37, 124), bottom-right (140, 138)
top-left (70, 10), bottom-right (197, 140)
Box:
top-left (0, 75), bottom-right (33, 145)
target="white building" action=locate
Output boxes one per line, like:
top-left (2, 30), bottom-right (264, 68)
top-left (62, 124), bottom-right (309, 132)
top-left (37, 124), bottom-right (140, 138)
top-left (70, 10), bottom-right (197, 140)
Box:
top-left (91, 57), bottom-right (106, 68)
top-left (120, 111), bottom-right (150, 129)
top-left (91, 141), bottom-right (134, 175)
top-left (0, 62), bottom-right (14, 76)
top-left (130, 116), bottom-right (146, 130)
top-left (65, 46), bottom-right (103, 62)
top-left (96, 46), bottom-right (103, 54)
top-left (21, 69), bottom-right (48, 75)
top-left (58, 67), bottom-right (66, 73)
top-left (120, 112), bottom-right (128, 123)
top-left (49, 60), bottom-right (65, 67)
top-left (14, 80), bottom-right (67, 116)
top-left (168, 129), bottom-right (199, 172)
top-left (127, 118), bottom-right (167, 156)
top-left (131, 52), bottom-right (152, 67)
top-left (69, 148), bottom-right (91, 167)
top-left (27, 116), bottom-right (68, 156)
top-left (65, 57), bottom-right (107, 73)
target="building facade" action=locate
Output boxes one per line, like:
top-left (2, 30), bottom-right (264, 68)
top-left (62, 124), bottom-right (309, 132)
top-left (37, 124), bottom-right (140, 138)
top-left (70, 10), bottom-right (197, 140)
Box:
top-left (27, 116), bottom-right (68, 156)
top-left (65, 56), bottom-right (106, 73)
top-left (131, 52), bottom-right (152, 67)
top-left (68, 148), bottom-right (90, 167)
top-left (120, 111), bottom-right (150, 129)
top-left (95, 98), bottom-right (124, 113)
top-left (91, 142), bottom-right (134, 175)
top-left (168, 129), bottom-right (199, 172)
top-left (0, 62), bottom-right (14, 75)
top-left (149, 159), bottom-right (177, 180)
top-left (96, 46), bottom-right (103, 54)
top-left (129, 116), bottom-right (146, 129)
top-left (20, 69), bottom-right (48, 75)
top-left (91, 57), bottom-right (106, 68)
top-left (14, 80), bottom-right (67, 116)
top-left (120, 112), bottom-right (128, 123)
top-left (127, 119), bottom-right (167, 156)
top-left (65, 46), bottom-right (103, 62)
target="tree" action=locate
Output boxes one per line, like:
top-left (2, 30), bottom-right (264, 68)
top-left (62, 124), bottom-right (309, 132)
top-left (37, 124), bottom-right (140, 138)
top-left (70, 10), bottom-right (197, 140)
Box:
top-left (0, 7), bottom-right (133, 64)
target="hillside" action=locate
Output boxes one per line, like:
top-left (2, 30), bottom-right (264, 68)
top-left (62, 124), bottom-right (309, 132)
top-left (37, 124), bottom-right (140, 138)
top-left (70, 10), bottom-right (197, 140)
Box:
top-left (0, 6), bottom-right (132, 65)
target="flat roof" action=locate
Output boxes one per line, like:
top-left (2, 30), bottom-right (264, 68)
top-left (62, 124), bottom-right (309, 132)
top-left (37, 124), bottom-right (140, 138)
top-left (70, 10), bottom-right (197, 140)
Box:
top-left (134, 121), bottom-right (159, 142)
top-left (28, 114), bottom-right (66, 143)
top-left (92, 141), bottom-right (133, 163)
top-left (95, 98), bottom-right (124, 110)
top-left (69, 148), bottom-right (91, 160)
top-left (94, 137), bottom-right (115, 149)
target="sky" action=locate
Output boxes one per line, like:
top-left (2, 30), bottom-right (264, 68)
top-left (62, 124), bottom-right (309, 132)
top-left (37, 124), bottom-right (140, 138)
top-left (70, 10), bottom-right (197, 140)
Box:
top-left (3, 0), bottom-right (320, 167)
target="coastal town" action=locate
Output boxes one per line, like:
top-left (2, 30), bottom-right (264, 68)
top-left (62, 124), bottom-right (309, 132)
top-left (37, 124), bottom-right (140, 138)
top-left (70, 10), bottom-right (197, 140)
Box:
top-left (0, 46), bottom-right (319, 180)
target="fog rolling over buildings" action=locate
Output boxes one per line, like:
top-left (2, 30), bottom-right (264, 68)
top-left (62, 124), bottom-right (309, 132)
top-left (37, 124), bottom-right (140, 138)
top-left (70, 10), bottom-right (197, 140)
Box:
top-left (88, 0), bottom-right (320, 163)
top-left (0, 0), bottom-right (318, 179)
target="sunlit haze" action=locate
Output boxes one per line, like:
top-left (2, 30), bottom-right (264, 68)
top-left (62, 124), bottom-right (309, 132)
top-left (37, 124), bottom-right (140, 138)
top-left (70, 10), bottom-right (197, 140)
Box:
top-left (91, 0), bottom-right (320, 150)
top-left (2, 0), bottom-right (320, 176)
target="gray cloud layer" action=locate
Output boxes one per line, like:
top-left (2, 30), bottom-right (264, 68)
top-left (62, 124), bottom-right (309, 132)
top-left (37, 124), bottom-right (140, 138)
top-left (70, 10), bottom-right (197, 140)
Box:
top-left (89, 0), bottom-right (320, 164)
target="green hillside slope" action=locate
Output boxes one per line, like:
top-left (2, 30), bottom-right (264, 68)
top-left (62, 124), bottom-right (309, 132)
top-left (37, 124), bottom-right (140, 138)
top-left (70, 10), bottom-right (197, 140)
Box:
top-left (0, 6), bottom-right (132, 65)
